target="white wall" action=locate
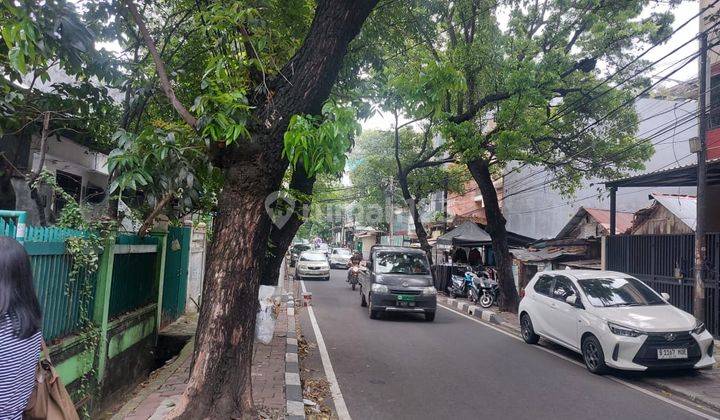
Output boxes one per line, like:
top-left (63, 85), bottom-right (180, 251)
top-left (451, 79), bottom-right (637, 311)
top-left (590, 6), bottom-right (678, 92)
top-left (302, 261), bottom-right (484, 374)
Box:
top-left (503, 98), bottom-right (698, 240)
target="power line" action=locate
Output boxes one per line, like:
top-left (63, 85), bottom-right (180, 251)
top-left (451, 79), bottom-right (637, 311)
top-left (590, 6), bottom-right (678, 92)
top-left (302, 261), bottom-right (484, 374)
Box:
top-left (497, 152), bottom-right (695, 217)
top-left (499, 36), bottom-right (716, 195)
top-left (545, 0), bottom-right (720, 125)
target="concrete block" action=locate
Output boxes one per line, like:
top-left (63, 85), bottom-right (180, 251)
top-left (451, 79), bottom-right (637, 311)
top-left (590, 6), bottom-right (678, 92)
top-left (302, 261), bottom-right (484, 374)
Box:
top-left (285, 372), bottom-right (301, 386)
top-left (287, 400), bottom-right (305, 417)
top-left (286, 384), bottom-right (302, 402)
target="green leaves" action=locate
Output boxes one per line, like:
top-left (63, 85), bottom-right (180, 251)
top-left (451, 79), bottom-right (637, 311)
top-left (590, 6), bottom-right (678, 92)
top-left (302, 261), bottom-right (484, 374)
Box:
top-left (107, 123), bottom-right (220, 220)
top-left (283, 102), bottom-right (362, 178)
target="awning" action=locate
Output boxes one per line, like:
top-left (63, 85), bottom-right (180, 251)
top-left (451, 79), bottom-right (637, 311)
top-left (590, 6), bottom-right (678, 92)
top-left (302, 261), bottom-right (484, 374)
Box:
top-left (436, 221), bottom-right (492, 246)
top-left (605, 158), bottom-right (720, 188)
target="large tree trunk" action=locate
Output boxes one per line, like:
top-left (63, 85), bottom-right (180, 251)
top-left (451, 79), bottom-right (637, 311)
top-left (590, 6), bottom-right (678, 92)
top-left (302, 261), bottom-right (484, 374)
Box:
top-left (397, 173), bottom-right (433, 264)
top-left (260, 168), bottom-right (315, 286)
top-left (174, 163), bottom-right (280, 419)
top-left (172, 2), bottom-right (378, 418)
top-left (467, 159), bottom-right (518, 313)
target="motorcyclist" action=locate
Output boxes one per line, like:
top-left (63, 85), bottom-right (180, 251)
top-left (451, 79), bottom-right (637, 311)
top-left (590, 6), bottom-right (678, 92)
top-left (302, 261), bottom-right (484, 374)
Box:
top-left (350, 251), bottom-right (363, 265)
top-left (347, 251), bottom-right (363, 283)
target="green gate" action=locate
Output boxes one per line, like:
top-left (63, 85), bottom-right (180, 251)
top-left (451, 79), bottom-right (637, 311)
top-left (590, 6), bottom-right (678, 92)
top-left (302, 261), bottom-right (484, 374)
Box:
top-left (162, 226), bottom-right (191, 326)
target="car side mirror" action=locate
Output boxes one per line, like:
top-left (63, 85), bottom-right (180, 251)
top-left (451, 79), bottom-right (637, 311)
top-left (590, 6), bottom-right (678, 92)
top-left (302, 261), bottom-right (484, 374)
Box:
top-left (565, 294), bottom-right (578, 306)
top-left (661, 292), bottom-right (670, 300)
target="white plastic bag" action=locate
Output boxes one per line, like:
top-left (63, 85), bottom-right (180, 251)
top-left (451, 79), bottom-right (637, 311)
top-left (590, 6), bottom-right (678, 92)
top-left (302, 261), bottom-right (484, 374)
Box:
top-left (255, 285), bottom-right (277, 344)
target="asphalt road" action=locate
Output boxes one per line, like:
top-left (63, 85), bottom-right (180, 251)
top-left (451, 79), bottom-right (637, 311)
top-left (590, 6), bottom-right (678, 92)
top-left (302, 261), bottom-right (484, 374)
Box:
top-left (297, 268), bottom-right (715, 420)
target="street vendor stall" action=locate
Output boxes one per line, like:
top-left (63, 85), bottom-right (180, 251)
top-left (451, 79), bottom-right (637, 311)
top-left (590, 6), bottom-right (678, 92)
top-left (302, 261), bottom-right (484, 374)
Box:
top-left (432, 222), bottom-right (493, 292)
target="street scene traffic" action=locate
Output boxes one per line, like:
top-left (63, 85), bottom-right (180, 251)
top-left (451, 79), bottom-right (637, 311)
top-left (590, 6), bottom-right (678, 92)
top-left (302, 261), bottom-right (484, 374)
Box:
top-left (3, 0), bottom-right (720, 419)
top-left (292, 246), bottom-right (719, 419)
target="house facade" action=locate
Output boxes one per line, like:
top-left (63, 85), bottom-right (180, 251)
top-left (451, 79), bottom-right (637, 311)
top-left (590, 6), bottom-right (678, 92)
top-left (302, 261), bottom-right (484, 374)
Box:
top-left (631, 193), bottom-right (696, 235)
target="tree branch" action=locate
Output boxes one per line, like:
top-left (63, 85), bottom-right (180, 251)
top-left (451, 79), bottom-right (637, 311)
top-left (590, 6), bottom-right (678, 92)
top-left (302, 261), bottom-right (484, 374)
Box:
top-left (450, 91), bottom-right (511, 124)
top-left (123, 0), bottom-right (197, 129)
top-left (138, 192), bottom-right (174, 237)
top-left (28, 112), bottom-right (50, 184)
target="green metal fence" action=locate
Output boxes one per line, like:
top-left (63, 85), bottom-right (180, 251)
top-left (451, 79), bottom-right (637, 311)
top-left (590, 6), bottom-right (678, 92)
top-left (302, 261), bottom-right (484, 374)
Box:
top-left (108, 234), bottom-right (161, 319)
top-left (0, 209), bottom-right (184, 410)
top-left (24, 241), bottom-right (97, 341)
top-left (0, 210), bottom-right (25, 240)
top-left (161, 226), bottom-right (191, 326)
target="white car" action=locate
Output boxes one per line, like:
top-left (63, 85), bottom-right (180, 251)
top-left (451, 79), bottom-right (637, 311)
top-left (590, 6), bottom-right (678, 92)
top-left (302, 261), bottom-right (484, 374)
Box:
top-left (518, 270), bottom-right (715, 374)
top-left (329, 248), bottom-right (352, 269)
top-left (295, 251), bottom-right (330, 281)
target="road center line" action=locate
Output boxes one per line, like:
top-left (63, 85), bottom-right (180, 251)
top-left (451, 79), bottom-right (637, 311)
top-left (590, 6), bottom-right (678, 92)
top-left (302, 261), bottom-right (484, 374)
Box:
top-left (301, 280), bottom-right (352, 420)
top-left (437, 303), bottom-right (718, 420)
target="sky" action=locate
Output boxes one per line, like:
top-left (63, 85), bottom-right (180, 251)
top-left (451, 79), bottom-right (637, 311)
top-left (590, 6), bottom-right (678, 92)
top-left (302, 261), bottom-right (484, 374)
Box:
top-left (361, 0), bottom-right (702, 132)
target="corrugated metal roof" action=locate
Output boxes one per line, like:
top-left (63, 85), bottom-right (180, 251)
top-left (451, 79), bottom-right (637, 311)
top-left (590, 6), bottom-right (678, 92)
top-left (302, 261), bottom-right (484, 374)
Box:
top-left (556, 207), bottom-right (633, 239)
top-left (510, 247), bottom-right (585, 262)
top-left (605, 158), bottom-right (720, 188)
top-left (584, 208), bottom-right (634, 234)
top-left (651, 193), bottom-right (696, 230)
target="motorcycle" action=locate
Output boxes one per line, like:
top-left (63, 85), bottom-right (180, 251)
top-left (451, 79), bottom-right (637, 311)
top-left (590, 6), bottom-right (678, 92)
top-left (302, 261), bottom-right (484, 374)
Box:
top-left (347, 264), bottom-right (361, 290)
top-left (473, 273), bottom-right (499, 308)
top-left (451, 271), bottom-right (498, 308)
top-left (449, 273), bottom-right (473, 298)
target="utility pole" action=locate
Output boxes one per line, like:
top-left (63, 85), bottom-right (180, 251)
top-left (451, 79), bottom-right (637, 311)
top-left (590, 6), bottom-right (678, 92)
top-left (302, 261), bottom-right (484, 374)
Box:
top-left (694, 31), bottom-right (708, 322)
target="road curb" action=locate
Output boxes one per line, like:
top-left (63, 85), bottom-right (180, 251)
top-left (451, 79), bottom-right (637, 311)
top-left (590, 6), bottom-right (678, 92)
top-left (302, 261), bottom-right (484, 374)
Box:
top-left (439, 295), bottom-right (503, 326)
top-left (285, 292), bottom-right (305, 420)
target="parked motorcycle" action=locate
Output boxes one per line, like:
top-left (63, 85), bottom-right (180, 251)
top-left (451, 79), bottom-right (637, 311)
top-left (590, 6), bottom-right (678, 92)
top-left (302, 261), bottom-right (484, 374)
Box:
top-left (347, 264), bottom-right (361, 290)
top-left (475, 275), bottom-right (499, 308)
top-left (453, 271), bottom-right (498, 308)
top-left (449, 273), bottom-right (473, 298)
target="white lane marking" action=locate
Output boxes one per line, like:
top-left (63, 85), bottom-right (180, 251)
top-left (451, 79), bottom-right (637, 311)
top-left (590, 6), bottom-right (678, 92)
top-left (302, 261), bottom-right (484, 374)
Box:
top-left (301, 280), bottom-right (352, 420)
top-left (437, 303), bottom-right (718, 420)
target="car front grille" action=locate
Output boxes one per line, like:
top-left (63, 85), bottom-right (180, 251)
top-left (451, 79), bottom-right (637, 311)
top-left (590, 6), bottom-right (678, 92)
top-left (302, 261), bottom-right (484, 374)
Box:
top-left (389, 289), bottom-right (421, 295)
top-left (632, 331), bottom-right (701, 369)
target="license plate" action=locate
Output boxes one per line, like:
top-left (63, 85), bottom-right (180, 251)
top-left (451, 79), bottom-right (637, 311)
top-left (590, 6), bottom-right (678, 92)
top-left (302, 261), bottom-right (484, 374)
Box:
top-left (657, 348), bottom-right (688, 359)
top-left (397, 301), bottom-right (416, 307)
top-left (397, 294), bottom-right (416, 302)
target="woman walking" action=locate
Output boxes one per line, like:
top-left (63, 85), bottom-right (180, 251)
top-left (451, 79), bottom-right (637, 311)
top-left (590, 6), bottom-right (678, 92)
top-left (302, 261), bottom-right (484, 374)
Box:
top-left (0, 237), bottom-right (42, 420)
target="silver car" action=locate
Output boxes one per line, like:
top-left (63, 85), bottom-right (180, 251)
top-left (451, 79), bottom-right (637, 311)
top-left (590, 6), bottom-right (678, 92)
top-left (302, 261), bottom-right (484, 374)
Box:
top-left (295, 251), bottom-right (330, 281)
top-left (330, 248), bottom-right (352, 269)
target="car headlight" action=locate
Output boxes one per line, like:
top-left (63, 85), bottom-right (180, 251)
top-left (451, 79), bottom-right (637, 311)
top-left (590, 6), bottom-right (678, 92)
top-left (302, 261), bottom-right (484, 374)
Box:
top-left (422, 286), bottom-right (437, 296)
top-left (371, 283), bottom-right (388, 293)
top-left (608, 322), bottom-right (643, 338)
top-left (693, 319), bottom-right (706, 335)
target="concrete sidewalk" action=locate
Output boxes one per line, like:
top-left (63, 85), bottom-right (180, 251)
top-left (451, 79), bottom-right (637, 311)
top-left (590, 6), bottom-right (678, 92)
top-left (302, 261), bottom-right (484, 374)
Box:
top-left (110, 288), bottom-right (291, 419)
top-left (438, 294), bottom-right (720, 413)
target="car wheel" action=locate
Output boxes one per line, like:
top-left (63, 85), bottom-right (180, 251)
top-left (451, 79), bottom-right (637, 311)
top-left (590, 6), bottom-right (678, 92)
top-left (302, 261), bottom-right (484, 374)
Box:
top-left (520, 313), bottom-right (540, 344)
top-left (360, 289), bottom-right (367, 307)
top-left (368, 296), bottom-right (379, 319)
top-left (325, 276), bottom-right (330, 281)
top-left (424, 312), bottom-right (435, 322)
top-left (582, 335), bottom-right (608, 375)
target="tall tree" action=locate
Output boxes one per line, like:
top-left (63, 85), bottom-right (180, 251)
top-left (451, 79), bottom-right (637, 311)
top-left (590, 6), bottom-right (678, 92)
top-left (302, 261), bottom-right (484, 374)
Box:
top-left (360, 0), bottom-right (672, 312)
top-left (118, 1), bottom-right (377, 417)
top-left (350, 128), bottom-right (466, 254)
